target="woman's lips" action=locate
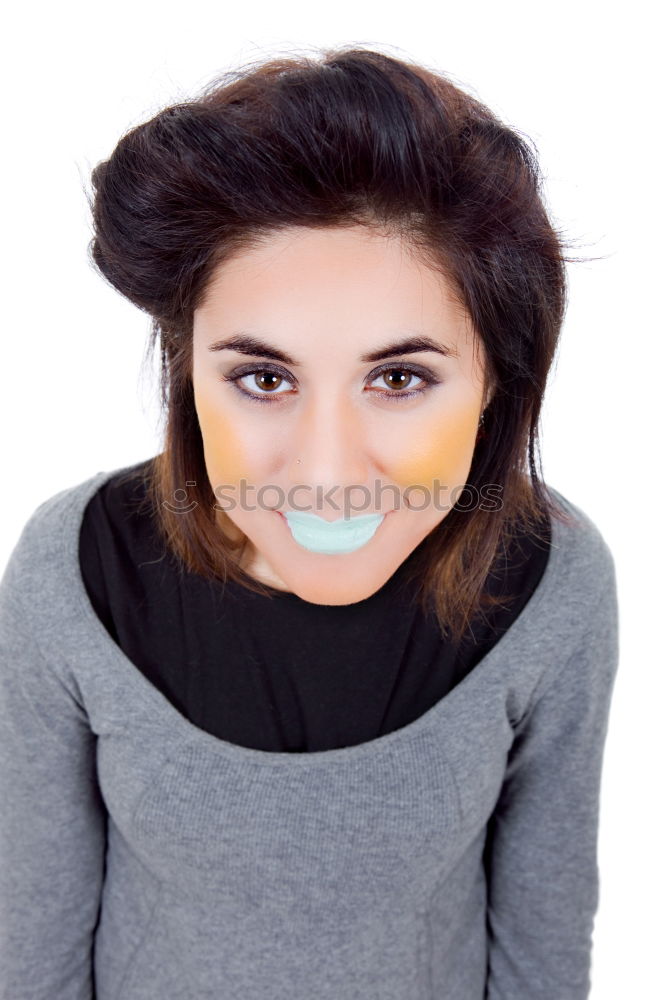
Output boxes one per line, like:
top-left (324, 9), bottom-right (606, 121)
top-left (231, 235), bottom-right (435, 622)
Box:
top-left (274, 509), bottom-right (391, 554)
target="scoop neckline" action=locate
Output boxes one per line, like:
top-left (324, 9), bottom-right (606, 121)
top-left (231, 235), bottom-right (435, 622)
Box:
top-left (64, 465), bottom-right (568, 768)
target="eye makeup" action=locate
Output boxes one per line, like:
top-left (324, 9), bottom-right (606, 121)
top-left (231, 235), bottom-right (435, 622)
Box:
top-left (217, 361), bottom-right (443, 406)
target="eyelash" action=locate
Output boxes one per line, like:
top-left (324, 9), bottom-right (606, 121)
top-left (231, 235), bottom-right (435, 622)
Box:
top-left (219, 362), bottom-right (442, 406)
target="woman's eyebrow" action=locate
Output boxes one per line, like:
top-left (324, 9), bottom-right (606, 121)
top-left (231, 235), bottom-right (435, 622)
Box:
top-left (206, 333), bottom-right (459, 365)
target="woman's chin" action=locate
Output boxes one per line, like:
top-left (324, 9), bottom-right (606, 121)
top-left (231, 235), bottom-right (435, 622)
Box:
top-left (262, 573), bottom-right (386, 607)
top-left (237, 546), bottom-right (396, 606)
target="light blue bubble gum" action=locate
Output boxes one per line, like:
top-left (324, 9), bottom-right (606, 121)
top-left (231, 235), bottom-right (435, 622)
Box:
top-left (283, 511), bottom-right (385, 555)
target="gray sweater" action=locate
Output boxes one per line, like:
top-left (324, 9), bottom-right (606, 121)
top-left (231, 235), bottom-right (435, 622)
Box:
top-left (0, 468), bottom-right (620, 1000)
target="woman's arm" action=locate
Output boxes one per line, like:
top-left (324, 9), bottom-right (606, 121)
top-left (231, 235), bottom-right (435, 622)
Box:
top-left (0, 536), bottom-right (107, 999)
top-left (483, 553), bottom-right (620, 999)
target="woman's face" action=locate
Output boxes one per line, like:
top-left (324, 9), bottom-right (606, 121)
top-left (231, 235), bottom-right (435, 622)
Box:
top-left (192, 225), bottom-right (491, 605)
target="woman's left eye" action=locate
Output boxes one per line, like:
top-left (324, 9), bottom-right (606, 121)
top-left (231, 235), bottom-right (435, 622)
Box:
top-left (368, 368), bottom-right (432, 400)
top-left (220, 364), bottom-right (440, 405)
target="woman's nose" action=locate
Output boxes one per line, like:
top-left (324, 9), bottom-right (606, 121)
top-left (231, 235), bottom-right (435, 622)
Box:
top-left (287, 396), bottom-right (373, 516)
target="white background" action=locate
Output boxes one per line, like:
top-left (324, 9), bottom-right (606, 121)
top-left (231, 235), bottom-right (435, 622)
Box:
top-left (1, 2), bottom-right (663, 995)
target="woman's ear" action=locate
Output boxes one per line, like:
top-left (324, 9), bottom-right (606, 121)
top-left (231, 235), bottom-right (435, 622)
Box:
top-left (483, 380), bottom-right (496, 413)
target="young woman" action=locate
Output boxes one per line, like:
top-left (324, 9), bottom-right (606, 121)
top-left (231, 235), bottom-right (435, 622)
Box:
top-left (0, 46), bottom-right (619, 999)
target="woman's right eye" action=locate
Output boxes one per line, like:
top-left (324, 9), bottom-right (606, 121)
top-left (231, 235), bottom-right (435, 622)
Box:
top-left (220, 368), bottom-right (295, 405)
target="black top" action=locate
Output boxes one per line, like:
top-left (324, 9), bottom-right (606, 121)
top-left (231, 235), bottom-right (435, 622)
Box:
top-left (78, 459), bottom-right (552, 753)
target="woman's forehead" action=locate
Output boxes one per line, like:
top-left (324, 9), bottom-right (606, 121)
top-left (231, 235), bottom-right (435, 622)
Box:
top-left (193, 227), bottom-right (482, 362)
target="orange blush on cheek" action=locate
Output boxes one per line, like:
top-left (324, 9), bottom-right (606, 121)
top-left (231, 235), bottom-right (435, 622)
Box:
top-left (390, 408), bottom-right (480, 496)
top-left (194, 390), bottom-right (250, 490)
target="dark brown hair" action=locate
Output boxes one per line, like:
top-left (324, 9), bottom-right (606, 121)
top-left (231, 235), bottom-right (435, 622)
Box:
top-left (87, 45), bottom-right (581, 644)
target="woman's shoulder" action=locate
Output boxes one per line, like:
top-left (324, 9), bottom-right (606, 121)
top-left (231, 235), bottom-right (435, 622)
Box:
top-left (1, 458), bottom-right (154, 608)
top-left (533, 483), bottom-right (618, 653)
top-left (545, 483), bottom-right (616, 587)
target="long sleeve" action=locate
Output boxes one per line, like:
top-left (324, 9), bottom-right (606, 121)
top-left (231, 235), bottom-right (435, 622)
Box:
top-left (483, 554), bottom-right (620, 999)
top-left (0, 548), bottom-right (107, 998)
